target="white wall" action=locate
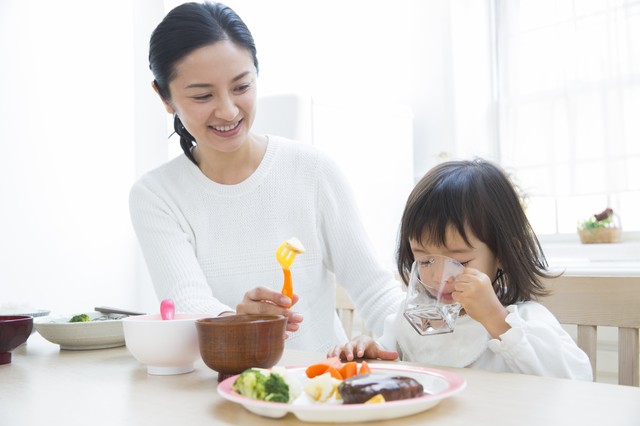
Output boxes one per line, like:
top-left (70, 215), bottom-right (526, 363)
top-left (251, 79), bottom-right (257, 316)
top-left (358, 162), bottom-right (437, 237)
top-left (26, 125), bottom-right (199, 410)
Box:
top-left (252, 94), bottom-right (414, 269)
top-left (1, 0), bottom-right (495, 314)
top-left (206, 0), bottom-right (496, 180)
top-left (0, 0), bottom-right (164, 314)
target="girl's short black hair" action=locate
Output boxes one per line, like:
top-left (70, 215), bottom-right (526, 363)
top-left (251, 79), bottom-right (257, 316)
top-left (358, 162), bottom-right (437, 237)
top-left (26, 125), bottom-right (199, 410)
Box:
top-left (396, 158), bottom-right (552, 305)
top-left (148, 2), bottom-right (258, 163)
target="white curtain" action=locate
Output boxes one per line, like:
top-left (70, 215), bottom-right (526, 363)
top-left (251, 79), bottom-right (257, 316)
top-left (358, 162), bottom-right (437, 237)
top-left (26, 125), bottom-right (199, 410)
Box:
top-left (495, 0), bottom-right (640, 234)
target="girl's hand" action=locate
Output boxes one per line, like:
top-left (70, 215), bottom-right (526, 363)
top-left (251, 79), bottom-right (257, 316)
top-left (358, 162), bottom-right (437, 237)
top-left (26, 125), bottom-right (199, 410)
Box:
top-left (327, 335), bottom-right (398, 361)
top-left (452, 268), bottom-right (510, 338)
top-left (235, 286), bottom-right (304, 333)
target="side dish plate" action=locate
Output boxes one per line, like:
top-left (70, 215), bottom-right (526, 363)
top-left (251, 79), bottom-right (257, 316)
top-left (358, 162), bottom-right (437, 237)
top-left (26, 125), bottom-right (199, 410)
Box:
top-left (34, 312), bottom-right (126, 350)
top-left (217, 363), bottom-right (466, 423)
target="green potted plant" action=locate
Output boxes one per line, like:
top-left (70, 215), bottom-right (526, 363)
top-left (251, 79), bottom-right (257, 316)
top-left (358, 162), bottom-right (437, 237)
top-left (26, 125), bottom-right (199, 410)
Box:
top-left (577, 207), bottom-right (621, 244)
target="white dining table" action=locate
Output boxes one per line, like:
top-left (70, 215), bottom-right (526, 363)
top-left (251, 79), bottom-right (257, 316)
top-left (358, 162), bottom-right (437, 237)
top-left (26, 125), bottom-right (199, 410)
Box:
top-left (1, 333), bottom-right (639, 426)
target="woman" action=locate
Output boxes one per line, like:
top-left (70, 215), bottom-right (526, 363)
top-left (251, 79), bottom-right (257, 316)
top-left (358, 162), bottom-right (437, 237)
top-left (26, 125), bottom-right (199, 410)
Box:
top-left (129, 1), bottom-right (404, 352)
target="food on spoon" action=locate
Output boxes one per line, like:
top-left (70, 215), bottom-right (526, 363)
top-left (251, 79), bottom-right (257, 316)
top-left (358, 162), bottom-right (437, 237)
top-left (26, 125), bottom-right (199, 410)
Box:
top-left (338, 374), bottom-right (424, 404)
top-left (232, 367), bottom-right (301, 403)
top-left (69, 314), bottom-right (91, 323)
top-left (284, 237), bottom-right (305, 254)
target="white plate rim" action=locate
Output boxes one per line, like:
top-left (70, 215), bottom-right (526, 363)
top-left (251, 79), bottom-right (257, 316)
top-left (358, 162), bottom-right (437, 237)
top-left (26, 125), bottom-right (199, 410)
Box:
top-left (217, 363), bottom-right (466, 422)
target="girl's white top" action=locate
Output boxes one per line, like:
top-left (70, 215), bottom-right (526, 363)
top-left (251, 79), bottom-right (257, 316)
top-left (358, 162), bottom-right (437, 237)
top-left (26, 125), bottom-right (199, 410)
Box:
top-left (129, 136), bottom-right (404, 352)
top-left (379, 301), bottom-right (594, 380)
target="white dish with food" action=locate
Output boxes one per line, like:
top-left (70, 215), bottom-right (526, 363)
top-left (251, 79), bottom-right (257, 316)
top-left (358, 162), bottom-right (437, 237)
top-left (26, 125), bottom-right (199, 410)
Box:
top-left (34, 312), bottom-right (127, 350)
top-left (217, 363), bottom-right (466, 423)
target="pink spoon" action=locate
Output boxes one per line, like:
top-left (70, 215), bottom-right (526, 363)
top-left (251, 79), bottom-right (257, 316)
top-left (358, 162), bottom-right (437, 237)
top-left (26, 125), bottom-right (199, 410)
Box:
top-left (160, 299), bottom-right (175, 320)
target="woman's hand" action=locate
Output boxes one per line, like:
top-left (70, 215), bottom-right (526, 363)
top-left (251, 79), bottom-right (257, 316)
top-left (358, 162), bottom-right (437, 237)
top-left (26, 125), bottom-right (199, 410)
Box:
top-left (452, 268), bottom-right (510, 338)
top-left (327, 335), bottom-right (398, 361)
top-left (235, 286), bottom-right (304, 334)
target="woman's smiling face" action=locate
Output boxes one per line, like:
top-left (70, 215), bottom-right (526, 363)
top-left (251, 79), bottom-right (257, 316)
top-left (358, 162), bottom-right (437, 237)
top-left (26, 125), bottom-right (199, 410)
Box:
top-left (163, 40), bottom-right (258, 153)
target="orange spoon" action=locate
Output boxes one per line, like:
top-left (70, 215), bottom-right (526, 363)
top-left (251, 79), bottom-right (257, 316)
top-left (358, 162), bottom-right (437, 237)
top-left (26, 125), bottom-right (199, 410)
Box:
top-left (275, 238), bottom-right (305, 307)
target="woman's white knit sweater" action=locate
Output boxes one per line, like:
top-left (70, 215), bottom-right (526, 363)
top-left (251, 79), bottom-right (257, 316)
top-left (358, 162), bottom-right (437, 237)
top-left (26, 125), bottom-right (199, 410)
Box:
top-left (129, 136), bottom-right (404, 352)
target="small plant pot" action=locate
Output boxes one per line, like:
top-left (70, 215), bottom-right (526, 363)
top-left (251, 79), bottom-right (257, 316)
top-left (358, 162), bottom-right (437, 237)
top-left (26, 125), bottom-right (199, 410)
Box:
top-left (577, 227), bottom-right (621, 244)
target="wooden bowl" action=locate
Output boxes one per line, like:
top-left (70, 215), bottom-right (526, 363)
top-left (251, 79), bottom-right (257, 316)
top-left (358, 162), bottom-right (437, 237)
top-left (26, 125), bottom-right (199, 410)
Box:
top-left (0, 315), bottom-right (33, 365)
top-left (196, 314), bottom-right (286, 382)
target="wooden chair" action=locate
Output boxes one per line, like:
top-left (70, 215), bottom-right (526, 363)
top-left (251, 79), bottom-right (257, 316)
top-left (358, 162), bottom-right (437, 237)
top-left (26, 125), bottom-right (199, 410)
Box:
top-left (540, 275), bottom-right (640, 386)
top-left (336, 285), bottom-right (372, 339)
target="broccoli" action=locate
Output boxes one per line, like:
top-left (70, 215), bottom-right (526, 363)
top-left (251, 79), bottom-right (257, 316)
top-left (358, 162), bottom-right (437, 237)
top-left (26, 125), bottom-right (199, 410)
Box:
top-left (263, 372), bottom-right (289, 402)
top-left (232, 369), bottom-right (268, 400)
top-left (232, 368), bottom-right (295, 403)
top-left (69, 313), bottom-right (91, 323)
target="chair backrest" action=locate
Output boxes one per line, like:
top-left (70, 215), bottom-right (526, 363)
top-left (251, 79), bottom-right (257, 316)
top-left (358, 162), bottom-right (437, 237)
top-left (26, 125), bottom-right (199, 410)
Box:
top-left (539, 275), bottom-right (640, 386)
top-left (335, 285), bottom-right (374, 339)
top-left (336, 285), bottom-right (357, 340)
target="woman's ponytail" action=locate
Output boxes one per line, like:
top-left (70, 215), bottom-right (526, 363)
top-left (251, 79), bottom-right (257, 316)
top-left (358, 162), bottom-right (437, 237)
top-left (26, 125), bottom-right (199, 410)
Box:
top-left (173, 114), bottom-right (196, 164)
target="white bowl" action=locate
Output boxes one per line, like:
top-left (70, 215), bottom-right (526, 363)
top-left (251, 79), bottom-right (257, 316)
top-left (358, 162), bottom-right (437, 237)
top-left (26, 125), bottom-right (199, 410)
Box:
top-left (122, 313), bottom-right (210, 376)
top-left (34, 312), bottom-right (125, 350)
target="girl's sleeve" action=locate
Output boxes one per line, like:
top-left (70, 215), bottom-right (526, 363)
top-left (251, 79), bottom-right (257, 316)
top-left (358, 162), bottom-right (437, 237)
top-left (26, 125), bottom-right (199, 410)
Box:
top-left (129, 180), bottom-right (233, 315)
top-left (487, 302), bottom-right (594, 380)
top-left (314, 153), bottom-right (405, 338)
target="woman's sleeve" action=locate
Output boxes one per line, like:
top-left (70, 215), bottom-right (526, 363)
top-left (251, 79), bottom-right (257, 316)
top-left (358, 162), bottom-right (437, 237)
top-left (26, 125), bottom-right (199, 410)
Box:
top-left (315, 153), bottom-right (405, 338)
top-left (487, 302), bottom-right (594, 380)
top-left (129, 181), bottom-right (233, 315)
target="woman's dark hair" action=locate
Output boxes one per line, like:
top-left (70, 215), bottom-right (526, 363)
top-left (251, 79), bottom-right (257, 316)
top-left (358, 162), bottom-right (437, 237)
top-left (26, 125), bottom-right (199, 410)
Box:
top-left (149, 2), bottom-right (259, 163)
top-left (396, 158), bottom-right (552, 305)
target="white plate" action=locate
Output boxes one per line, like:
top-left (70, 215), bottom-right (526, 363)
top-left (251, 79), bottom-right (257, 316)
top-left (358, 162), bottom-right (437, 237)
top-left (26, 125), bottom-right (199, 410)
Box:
top-left (217, 363), bottom-right (466, 423)
top-left (0, 309), bottom-right (50, 318)
top-left (34, 312), bottom-right (126, 350)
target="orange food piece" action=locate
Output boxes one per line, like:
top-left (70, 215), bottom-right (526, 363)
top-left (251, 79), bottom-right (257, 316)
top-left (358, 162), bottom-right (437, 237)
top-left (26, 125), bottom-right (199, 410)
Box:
top-left (339, 361), bottom-right (358, 379)
top-left (359, 360), bottom-right (372, 375)
top-left (306, 357), bottom-right (343, 378)
top-left (326, 366), bottom-right (344, 380)
top-left (306, 364), bottom-right (329, 378)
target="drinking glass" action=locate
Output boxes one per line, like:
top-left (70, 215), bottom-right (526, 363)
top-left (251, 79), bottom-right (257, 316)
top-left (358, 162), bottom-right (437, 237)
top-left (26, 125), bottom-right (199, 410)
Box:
top-left (403, 256), bottom-right (465, 336)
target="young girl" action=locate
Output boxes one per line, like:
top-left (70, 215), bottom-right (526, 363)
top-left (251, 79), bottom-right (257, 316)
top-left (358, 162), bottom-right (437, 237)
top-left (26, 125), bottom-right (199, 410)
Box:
top-left (329, 159), bottom-right (593, 380)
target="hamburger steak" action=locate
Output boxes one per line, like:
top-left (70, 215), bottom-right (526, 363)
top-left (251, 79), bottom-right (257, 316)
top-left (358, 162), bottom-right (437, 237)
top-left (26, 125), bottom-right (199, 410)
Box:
top-left (338, 373), bottom-right (424, 404)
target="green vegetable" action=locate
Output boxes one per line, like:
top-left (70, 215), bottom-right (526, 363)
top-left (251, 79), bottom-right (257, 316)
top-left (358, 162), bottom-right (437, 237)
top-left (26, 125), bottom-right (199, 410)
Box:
top-left (232, 368), bottom-right (296, 403)
top-left (69, 314), bottom-right (91, 323)
top-left (263, 372), bottom-right (290, 402)
top-left (578, 208), bottom-right (615, 232)
top-left (232, 369), bottom-right (268, 400)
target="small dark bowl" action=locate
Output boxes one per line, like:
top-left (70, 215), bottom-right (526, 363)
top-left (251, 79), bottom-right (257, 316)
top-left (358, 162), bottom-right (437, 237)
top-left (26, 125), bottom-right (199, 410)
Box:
top-left (196, 314), bottom-right (286, 382)
top-left (0, 315), bottom-right (34, 365)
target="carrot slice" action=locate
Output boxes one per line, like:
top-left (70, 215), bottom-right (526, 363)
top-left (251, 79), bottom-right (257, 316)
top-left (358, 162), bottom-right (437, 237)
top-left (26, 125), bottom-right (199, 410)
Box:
top-left (305, 363), bottom-right (329, 378)
top-left (339, 361), bottom-right (358, 379)
top-left (306, 357), bottom-right (344, 378)
top-left (359, 360), bottom-right (372, 375)
top-left (326, 366), bottom-right (344, 380)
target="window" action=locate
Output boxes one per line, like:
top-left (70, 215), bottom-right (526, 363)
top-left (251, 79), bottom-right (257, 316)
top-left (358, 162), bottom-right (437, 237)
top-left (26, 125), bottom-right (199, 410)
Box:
top-left (495, 0), bottom-right (640, 236)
